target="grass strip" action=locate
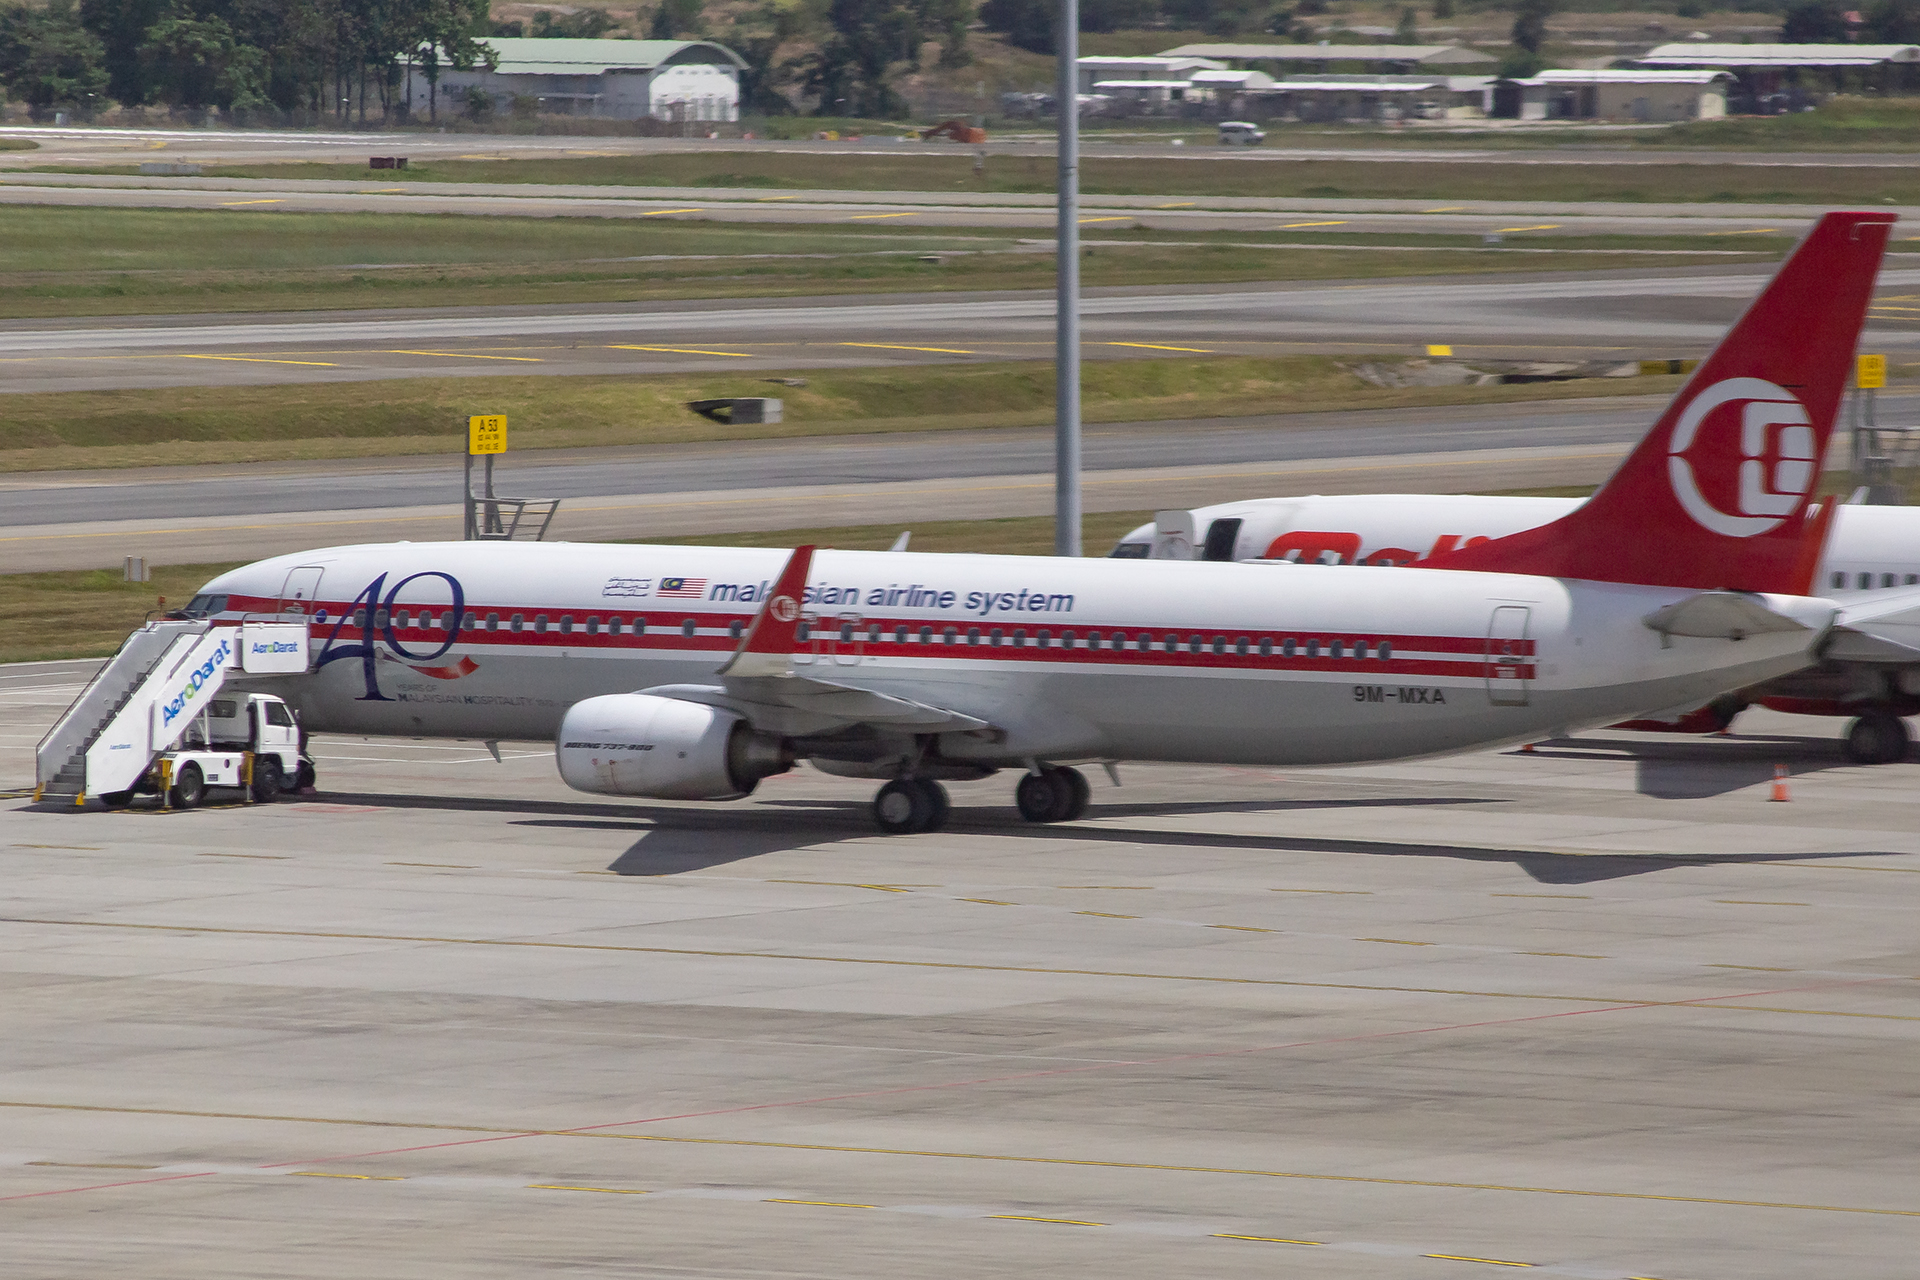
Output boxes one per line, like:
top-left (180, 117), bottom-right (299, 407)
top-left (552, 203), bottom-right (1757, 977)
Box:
top-left (0, 358), bottom-right (1694, 473)
top-left (0, 206), bottom-right (1757, 318)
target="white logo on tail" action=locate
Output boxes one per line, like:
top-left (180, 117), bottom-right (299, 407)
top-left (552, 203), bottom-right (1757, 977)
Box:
top-left (1666, 377), bottom-right (1815, 538)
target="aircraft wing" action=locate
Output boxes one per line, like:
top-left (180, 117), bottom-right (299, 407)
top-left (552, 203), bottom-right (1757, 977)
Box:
top-left (1823, 588), bottom-right (1920, 663)
top-left (656, 544), bottom-right (994, 737)
top-left (643, 677), bottom-right (990, 738)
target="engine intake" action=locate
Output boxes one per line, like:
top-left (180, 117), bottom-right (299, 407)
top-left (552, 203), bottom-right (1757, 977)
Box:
top-left (556, 694), bottom-right (791, 800)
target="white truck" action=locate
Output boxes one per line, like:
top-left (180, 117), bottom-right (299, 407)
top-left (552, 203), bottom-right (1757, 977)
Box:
top-left (115, 691), bottom-right (311, 809)
top-left (37, 618), bottom-right (316, 810)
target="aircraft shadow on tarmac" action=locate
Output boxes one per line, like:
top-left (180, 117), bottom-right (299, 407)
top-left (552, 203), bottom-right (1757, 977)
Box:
top-left (316, 788), bottom-right (1894, 884)
top-left (1520, 734), bottom-right (1897, 800)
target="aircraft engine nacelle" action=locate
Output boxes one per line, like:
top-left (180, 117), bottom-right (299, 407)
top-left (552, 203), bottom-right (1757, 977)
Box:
top-left (556, 694), bottom-right (791, 800)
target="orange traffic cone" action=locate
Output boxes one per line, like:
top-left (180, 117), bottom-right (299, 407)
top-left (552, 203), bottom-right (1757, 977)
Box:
top-left (1768, 764), bottom-right (1790, 802)
top-left (1520, 741), bottom-right (1537, 753)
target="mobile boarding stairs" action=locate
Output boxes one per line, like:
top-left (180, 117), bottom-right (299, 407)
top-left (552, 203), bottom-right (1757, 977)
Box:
top-left (35, 617), bottom-right (309, 805)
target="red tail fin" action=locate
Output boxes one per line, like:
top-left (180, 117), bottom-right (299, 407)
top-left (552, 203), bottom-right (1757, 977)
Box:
top-left (1423, 211), bottom-right (1893, 592)
top-left (717, 545), bottom-right (813, 676)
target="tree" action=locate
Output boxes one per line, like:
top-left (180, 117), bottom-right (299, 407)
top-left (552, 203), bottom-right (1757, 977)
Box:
top-left (1394, 4), bottom-right (1417, 42)
top-left (1432, 0), bottom-right (1453, 19)
top-left (1863, 0), bottom-right (1920, 41)
top-left (1510, 0), bottom-right (1554, 55)
top-left (729, 1), bottom-right (804, 114)
top-left (977, 0), bottom-right (1050, 54)
top-left (0, 0), bottom-right (110, 111)
top-left (649, 0), bottom-right (705, 39)
top-left (532, 9), bottom-right (618, 36)
top-left (798, 0), bottom-right (960, 116)
top-left (1780, 0), bottom-right (1850, 39)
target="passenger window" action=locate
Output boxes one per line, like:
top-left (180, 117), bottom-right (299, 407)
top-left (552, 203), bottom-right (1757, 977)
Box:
top-left (1012, 629), bottom-right (1026, 647)
top-left (1307, 639), bottom-right (1320, 659)
top-left (1258, 637), bottom-right (1271, 657)
top-left (1283, 638), bottom-right (1296, 657)
top-left (394, 611), bottom-right (409, 629)
top-left (1355, 640), bottom-right (1369, 659)
top-left (632, 616), bottom-right (646, 636)
top-left (918, 626), bottom-right (933, 643)
top-left (1378, 641), bottom-right (1392, 660)
top-left (535, 615), bottom-right (548, 633)
top-left (1832, 572), bottom-right (1846, 590)
top-left (1236, 636), bottom-right (1249, 655)
top-left (374, 609), bottom-right (389, 628)
top-left (729, 620), bottom-right (745, 639)
top-left (799, 620), bottom-right (812, 640)
top-left (683, 619), bottom-right (697, 637)
top-left (944, 627), bottom-right (958, 644)
top-left (1331, 639), bottom-right (1345, 659)
top-left (990, 628), bottom-right (1004, 646)
top-left (352, 609), bottom-right (367, 627)
top-left (586, 617), bottom-right (600, 635)
top-left (560, 615), bottom-right (573, 634)
top-left (1884, 574), bottom-right (1896, 589)
top-left (1909, 575), bottom-right (1919, 586)
top-left (894, 625), bottom-right (907, 642)
top-left (1859, 573), bottom-right (1872, 590)
top-left (839, 622), bottom-right (854, 642)
top-left (968, 628), bottom-right (982, 645)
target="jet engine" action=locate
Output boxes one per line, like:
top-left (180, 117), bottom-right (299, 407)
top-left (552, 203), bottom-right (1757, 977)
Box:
top-left (556, 694), bottom-right (791, 800)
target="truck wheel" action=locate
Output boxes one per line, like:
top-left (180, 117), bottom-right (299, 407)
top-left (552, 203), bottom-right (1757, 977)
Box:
top-left (294, 760), bottom-right (316, 792)
top-left (251, 759), bottom-right (283, 804)
top-left (168, 763), bottom-right (206, 810)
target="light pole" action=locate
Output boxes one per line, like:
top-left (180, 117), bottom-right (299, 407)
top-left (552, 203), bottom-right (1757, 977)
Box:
top-left (1054, 0), bottom-right (1081, 557)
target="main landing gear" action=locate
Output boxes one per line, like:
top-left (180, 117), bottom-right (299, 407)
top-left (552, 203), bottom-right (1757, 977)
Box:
top-left (867, 764), bottom-right (1093, 834)
top-left (1015, 765), bottom-right (1090, 825)
top-left (1844, 709), bottom-right (1913, 765)
top-left (872, 777), bottom-right (951, 835)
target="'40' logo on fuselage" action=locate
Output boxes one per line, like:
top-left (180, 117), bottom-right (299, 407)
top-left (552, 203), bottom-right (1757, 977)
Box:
top-left (316, 572), bottom-right (466, 701)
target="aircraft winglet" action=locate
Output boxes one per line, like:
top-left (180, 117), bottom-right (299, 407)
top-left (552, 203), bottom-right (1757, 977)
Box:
top-left (717, 545), bottom-right (814, 678)
top-left (1422, 210), bottom-right (1894, 594)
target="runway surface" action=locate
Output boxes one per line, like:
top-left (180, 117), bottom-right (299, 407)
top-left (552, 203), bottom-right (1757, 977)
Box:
top-left (10, 265), bottom-right (1920, 395)
top-left (0, 167), bottom-right (1905, 234)
top-left (0, 394), bottom-right (1688, 571)
top-left (2, 660), bottom-right (1916, 1279)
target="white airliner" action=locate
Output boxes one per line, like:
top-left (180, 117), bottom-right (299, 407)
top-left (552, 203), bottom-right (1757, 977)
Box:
top-left (1110, 491), bottom-right (1920, 763)
top-left (175, 211), bottom-right (1896, 832)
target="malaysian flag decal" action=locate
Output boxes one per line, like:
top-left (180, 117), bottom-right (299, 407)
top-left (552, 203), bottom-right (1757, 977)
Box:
top-left (657, 576), bottom-right (708, 599)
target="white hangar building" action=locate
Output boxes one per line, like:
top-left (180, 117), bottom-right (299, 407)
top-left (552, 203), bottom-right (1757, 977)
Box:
top-left (414, 38), bottom-right (747, 123)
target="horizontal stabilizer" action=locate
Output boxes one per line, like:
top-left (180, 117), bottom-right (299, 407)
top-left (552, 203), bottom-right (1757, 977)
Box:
top-left (1641, 591), bottom-right (1813, 641)
top-left (644, 677), bottom-right (990, 738)
top-left (1825, 587), bottom-right (1920, 662)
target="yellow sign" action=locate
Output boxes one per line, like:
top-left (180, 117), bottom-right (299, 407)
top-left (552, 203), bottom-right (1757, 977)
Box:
top-left (468, 415), bottom-right (507, 455)
top-left (1858, 354), bottom-right (1887, 390)
top-left (1426, 344), bottom-right (1453, 357)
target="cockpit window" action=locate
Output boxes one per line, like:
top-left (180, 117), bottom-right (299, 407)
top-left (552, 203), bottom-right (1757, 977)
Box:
top-left (181, 594), bottom-right (228, 618)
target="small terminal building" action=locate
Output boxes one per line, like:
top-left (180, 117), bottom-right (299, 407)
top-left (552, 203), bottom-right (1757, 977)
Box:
top-left (1503, 68), bottom-right (1732, 121)
top-left (412, 38), bottom-right (747, 123)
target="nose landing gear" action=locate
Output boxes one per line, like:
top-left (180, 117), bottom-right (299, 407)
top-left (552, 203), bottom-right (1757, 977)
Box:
top-left (1015, 765), bottom-right (1091, 824)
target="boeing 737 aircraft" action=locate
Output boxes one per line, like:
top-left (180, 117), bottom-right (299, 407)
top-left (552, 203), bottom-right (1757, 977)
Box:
top-left (171, 211), bottom-right (1894, 832)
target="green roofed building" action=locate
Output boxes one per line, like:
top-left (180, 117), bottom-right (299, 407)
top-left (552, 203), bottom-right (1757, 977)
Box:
top-left (413, 38), bottom-right (749, 122)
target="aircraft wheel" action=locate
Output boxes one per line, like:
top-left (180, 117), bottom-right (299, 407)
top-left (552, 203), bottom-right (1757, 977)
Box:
top-left (168, 763), bottom-right (206, 810)
top-left (918, 779), bottom-right (951, 833)
top-left (251, 759), bottom-right (283, 804)
top-left (1057, 766), bottom-right (1091, 821)
top-left (1016, 767), bottom-right (1085, 823)
top-left (1844, 710), bottom-right (1912, 765)
top-left (873, 778), bottom-right (937, 835)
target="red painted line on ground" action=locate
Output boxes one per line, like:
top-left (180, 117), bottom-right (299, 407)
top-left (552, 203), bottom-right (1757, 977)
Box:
top-left (0, 1170), bottom-right (217, 1203)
